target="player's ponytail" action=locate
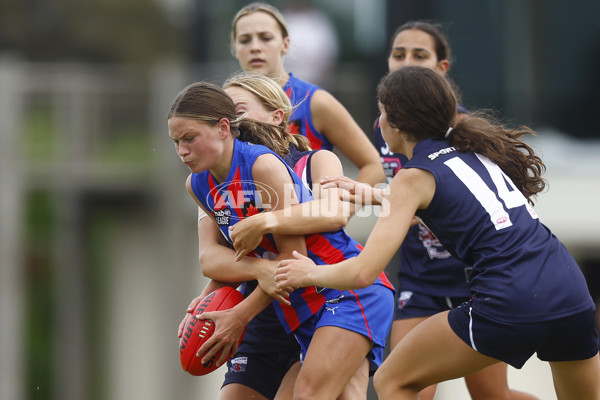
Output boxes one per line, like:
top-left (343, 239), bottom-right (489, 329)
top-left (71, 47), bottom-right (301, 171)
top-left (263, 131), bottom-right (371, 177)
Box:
top-left (378, 66), bottom-right (546, 204)
top-left (448, 114), bottom-right (546, 203)
top-left (237, 119), bottom-right (291, 156)
top-left (284, 131), bottom-right (312, 152)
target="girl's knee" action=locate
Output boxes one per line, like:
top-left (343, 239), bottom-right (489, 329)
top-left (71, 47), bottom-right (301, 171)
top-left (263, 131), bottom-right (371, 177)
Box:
top-left (374, 366), bottom-right (422, 398)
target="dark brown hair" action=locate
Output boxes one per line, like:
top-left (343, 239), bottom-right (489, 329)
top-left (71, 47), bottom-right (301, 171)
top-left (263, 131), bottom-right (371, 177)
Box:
top-left (377, 66), bottom-right (546, 203)
top-left (390, 20), bottom-right (452, 64)
top-left (168, 81), bottom-right (299, 157)
top-left (389, 20), bottom-right (463, 102)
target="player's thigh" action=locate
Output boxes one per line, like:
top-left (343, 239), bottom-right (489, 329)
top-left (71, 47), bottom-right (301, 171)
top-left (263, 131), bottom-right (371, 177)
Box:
top-left (550, 354), bottom-right (600, 400)
top-left (274, 360), bottom-right (301, 400)
top-left (390, 316), bottom-right (429, 348)
top-left (297, 326), bottom-right (372, 398)
top-left (218, 383), bottom-right (269, 400)
top-left (375, 311), bottom-right (498, 392)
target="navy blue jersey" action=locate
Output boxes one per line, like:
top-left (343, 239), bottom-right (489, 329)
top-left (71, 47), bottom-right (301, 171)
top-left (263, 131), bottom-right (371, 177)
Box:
top-left (374, 120), bottom-right (471, 297)
top-left (405, 138), bottom-right (594, 323)
top-left (236, 280), bottom-right (298, 352)
top-left (284, 144), bottom-right (319, 190)
top-left (283, 73), bottom-right (332, 151)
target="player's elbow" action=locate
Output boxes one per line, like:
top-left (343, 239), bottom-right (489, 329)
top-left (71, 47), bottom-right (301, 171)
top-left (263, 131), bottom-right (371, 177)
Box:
top-left (353, 268), bottom-right (377, 289)
top-left (198, 250), bottom-right (217, 278)
top-left (360, 159), bottom-right (386, 186)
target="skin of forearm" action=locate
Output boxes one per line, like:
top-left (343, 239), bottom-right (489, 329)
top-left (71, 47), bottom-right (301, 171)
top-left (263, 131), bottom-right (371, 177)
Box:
top-left (310, 255), bottom-right (376, 290)
top-left (355, 162), bottom-right (386, 186)
top-left (199, 245), bottom-right (275, 283)
top-left (267, 195), bottom-right (349, 235)
top-left (232, 285), bottom-right (276, 326)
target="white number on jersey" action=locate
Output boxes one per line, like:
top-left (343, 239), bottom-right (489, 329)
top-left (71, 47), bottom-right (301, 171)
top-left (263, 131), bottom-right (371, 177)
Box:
top-left (444, 155), bottom-right (538, 230)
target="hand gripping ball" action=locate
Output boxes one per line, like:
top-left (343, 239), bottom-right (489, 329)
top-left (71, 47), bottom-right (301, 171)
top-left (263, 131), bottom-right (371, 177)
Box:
top-left (179, 286), bottom-right (245, 375)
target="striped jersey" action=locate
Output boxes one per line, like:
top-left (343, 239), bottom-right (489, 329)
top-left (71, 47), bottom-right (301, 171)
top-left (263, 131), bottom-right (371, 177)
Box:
top-left (190, 139), bottom-right (393, 333)
top-left (283, 73), bottom-right (332, 151)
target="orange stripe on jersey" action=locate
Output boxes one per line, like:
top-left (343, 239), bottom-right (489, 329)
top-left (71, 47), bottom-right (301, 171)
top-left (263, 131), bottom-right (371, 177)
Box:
top-left (305, 119), bottom-right (322, 150)
top-left (349, 290), bottom-right (372, 341)
top-left (305, 234), bottom-right (346, 264)
top-left (377, 271), bottom-right (395, 291)
top-left (208, 174), bottom-right (225, 211)
top-left (301, 286), bottom-right (326, 315)
top-left (279, 301), bottom-right (301, 332)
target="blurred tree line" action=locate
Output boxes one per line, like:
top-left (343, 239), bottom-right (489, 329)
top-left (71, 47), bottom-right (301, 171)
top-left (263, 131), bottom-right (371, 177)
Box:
top-left (0, 0), bottom-right (185, 63)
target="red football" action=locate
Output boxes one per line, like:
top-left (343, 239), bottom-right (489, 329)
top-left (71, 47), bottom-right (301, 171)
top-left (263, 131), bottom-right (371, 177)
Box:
top-left (179, 286), bottom-right (246, 376)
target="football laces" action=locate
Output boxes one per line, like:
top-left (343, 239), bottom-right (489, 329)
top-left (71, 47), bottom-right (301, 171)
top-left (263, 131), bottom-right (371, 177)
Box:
top-left (198, 320), bottom-right (213, 339)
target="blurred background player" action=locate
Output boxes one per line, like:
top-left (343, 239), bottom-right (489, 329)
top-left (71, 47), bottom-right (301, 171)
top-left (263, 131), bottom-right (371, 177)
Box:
top-left (230, 2), bottom-right (384, 188)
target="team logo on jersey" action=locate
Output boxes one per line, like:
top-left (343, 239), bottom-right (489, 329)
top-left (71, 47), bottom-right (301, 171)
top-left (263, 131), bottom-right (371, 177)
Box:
top-left (381, 156), bottom-right (401, 181)
top-left (206, 178), bottom-right (275, 218)
top-left (397, 291), bottom-right (413, 309)
top-left (229, 356), bottom-right (248, 373)
top-left (212, 200), bottom-right (263, 227)
top-left (325, 294), bottom-right (345, 304)
top-left (417, 224), bottom-right (451, 259)
top-left (288, 119), bottom-right (302, 135)
top-left (241, 200), bottom-right (261, 218)
top-left (213, 208), bottom-right (231, 226)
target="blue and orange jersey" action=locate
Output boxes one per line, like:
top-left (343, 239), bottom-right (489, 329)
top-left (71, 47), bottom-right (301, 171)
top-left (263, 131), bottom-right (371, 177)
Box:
top-left (190, 139), bottom-right (393, 333)
top-left (283, 73), bottom-right (332, 151)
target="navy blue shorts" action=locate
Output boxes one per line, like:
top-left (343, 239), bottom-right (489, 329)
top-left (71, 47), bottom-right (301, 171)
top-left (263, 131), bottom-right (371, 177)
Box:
top-left (222, 350), bottom-right (300, 399)
top-left (394, 290), bottom-right (470, 320)
top-left (448, 302), bottom-right (600, 369)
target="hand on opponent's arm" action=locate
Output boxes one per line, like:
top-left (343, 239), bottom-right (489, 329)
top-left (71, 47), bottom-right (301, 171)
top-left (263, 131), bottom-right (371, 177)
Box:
top-left (230, 150), bottom-right (351, 261)
top-left (190, 187), bottom-right (291, 303)
top-left (229, 193), bottom-right (349, 261)
top-left (277, 169), bottom-right (434, 291)
top-left (320, 175), bottom-right (388, 206)
top-left (275, 250), bottom-right (319, 289)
